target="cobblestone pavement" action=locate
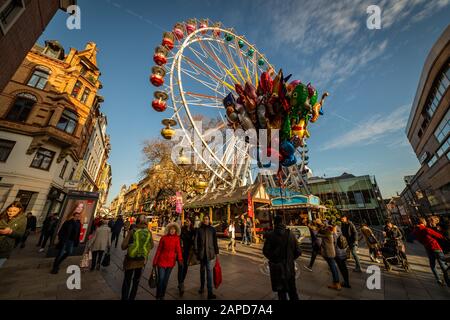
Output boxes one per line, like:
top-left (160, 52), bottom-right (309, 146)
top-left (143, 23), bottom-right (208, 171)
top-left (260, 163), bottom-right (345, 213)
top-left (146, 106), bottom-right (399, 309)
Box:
top-left (1, 232), bottom-right (449, 300)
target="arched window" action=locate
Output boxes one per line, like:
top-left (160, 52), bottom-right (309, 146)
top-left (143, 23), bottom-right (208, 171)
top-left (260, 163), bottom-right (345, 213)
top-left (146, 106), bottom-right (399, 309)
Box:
top-left (5, 93), bottom-right (37, 122)
top-left (57, 109), bottom-right (78, 134)
top-left (27, 66), bottom-right (50, 90)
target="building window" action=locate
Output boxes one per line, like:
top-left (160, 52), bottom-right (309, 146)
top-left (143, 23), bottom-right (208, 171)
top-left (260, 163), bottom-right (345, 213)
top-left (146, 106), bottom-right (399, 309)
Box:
top-left (69, 168), bottom-right (75, 180)
top-left (60, 160), bottom-right (69, 179)
top-left (5, 97), bottom-right (36, 122)
top-left (0, 139), bottom-right (15, 162)
top-left (434, 108), bottom-right (450, 143)
top-left (56, 109), bottom-right (78, 134)
top-left (30, 148), bottom-right (55, 171)
top-left (0, 0), bottom-right (25, 35)
top-left (80, 88), bottom-right (91, 104)
top-left (425, 63), bottom-right (450, 119)
top-left (27, 68), bottom-right (50, 90)
top-left (71, 80), bottom-right (83, 98)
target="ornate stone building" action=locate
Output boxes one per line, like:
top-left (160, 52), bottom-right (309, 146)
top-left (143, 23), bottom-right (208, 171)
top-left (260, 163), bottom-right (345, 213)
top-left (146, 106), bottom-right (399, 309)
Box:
top-left (0, 40), bottom-right (104, 225)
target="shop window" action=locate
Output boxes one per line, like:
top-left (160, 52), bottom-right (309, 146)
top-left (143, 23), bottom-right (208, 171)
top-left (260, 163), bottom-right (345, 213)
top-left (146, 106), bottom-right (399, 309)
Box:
top-left (27, 68), bottom-right (50, 90)
top-left (30, 148), bottom-right (55, 171)
top-left (56, 109), bottom-right (78, 134)
top-left (0, 139), bottom-right (15, 162)
top-left (5, 96), bottom-right (37, 123)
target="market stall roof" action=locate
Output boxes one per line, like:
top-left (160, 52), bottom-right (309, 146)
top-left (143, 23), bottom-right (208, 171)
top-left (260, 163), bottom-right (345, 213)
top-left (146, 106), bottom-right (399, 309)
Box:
top-left (184, 183), bottom-right (271, 209)
top-left (257, 204), bottom-right (328, 211)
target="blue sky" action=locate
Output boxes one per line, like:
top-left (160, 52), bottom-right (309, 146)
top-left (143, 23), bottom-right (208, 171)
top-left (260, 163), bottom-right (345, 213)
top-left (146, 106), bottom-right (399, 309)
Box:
top-left (38, 0), bottom-right (450, 203)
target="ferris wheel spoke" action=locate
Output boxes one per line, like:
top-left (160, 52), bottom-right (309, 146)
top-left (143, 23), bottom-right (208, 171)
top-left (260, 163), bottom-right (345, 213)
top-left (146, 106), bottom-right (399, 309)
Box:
top-left (187, 45), bottom-right (226, 81)
top-left (217, 41), bottom-right (246, 85)
top-left (178, 65), bottom-right (229, 97)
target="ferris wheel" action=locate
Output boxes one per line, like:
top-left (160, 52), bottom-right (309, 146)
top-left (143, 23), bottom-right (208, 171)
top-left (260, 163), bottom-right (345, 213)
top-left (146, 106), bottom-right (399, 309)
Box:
top-left (150, 19), bottom-right (316, 193)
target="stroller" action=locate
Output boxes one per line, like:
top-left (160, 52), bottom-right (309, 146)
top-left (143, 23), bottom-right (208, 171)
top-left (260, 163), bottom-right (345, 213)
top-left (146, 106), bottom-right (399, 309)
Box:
top-left (381, 239), bottom-right (410, 272)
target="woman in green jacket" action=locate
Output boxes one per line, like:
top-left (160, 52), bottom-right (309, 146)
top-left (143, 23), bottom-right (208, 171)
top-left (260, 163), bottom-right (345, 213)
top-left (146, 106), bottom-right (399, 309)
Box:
top-left (0, 201), bottom-right (27, 267)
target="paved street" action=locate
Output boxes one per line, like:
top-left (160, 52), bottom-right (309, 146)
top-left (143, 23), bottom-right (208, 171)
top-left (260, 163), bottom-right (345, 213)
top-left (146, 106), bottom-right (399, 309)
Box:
top-left (0, 232), bottom-right (449, 300)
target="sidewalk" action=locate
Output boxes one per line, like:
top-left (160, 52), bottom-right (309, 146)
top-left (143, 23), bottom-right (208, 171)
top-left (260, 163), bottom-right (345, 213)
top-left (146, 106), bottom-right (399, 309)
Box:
top-left (0, 233), bottom-right (118, 300)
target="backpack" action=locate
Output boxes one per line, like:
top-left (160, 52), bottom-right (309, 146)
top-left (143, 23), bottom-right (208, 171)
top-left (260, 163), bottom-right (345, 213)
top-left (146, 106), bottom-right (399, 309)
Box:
top-left (127, 228), bottom-right (153, 259)
top-left (337, 233), bottom-right (349, 250)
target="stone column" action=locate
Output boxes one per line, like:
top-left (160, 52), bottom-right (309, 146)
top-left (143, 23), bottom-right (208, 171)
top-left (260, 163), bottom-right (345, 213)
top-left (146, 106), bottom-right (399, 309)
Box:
top-left (48, 105), bottom-right (64, 127)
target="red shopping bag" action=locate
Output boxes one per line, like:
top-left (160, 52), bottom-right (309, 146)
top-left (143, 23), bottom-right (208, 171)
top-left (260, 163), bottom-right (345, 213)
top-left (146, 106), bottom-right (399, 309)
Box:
top-left (213, 257), bottom-right (222, 289)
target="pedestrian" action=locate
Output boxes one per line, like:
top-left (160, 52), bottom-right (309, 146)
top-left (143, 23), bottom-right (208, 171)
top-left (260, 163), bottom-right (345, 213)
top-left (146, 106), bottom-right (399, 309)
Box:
top-left (227, 220), bottom-right (236, 254)
top-left (245, 217), bottom-right (253, 246)
top-left (121, 215), bottom-right (154, 300)
top-left (304, 218), bottom-right (323, 272)
top-left (178, 219), bottom-right (195, 296)
top-left (123, 218), bottom-right (131, 239)
top-left (38, 213), bottom-right (59, 252)
top-left (87, 220), bottom-right (111, 271)
top-left (50, 211), bottom-right (82, 274)
top-left (240, 215), bottom-right (246, 244)
top-left (361, 221), bottom-right (380, 263)
top-left (412, 217), bottom-right (450, 287)
top-left (108, 218), bottom-right (115, 230)
top-left (319, 223), bottom-right (341, 291)
top-left (153, 222), bottom-right (183, 300)
top-left (18, 212), bottom-right (37, 249)
top-left (340, 215), bottom-right (362, 272)
top-left (0, 201), bottom-right (27, 268)
top-left (263, 215), bottom-right (302, 300)
top-left (111, 215), bottom-right (124, 248)
top-left (384, 220), bottom-right (407, 262)
top-left (334, 224), bottom-right (351, 289)
top-left (194, 214), bottom-right (219, 300)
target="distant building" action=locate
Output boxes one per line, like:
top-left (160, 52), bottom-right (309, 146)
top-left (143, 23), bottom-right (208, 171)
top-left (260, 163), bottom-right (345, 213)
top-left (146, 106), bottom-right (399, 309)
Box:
top-left (0, 40), bottom-right (103, 225)
top-left (308, 173), bottom-right (386, 225)
top-left (385, 196), bottom-right (412, 226)
top-left (0, 0), bottom-right (76, 92)
top-left (402, 25), bottom-right (450, 217)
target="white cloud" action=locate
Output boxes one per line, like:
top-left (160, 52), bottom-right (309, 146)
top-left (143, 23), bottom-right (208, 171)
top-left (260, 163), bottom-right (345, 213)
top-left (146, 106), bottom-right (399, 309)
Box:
top-left (320, 104), bottom-right (411, 151)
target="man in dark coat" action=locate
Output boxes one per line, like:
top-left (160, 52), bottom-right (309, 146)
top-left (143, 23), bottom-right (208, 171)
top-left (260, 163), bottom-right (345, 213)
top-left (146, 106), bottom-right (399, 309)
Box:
top-left (340, 215), bottom-right (362, 272)
top-left (263, 215), bottom-right (302, 300)
top-left (37, 213), bottom-right (58, 252)
top-left (194, 215), bottom-right (219, 300)
top-left (111, 215), bottom-right (125, 248)
top-left (50, 212), bottom-right (81, 274)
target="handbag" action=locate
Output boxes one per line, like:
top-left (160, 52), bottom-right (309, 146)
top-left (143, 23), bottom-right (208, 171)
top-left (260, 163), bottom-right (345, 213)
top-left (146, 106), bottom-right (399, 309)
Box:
top-left (101, 252), bottom-right (111, 267)
top-left (148, 267), bottom-right (158, 289)
top-left (213, 257), bottom-right (222, 289)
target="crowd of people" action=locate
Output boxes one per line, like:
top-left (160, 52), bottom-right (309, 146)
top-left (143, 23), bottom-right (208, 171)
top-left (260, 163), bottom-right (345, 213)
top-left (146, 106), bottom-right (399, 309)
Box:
top-left (1, 199), bottom-right (449, 300)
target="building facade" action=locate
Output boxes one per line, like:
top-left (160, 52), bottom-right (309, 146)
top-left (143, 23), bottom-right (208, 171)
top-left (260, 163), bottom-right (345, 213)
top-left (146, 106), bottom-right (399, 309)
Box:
top-left (0, 0), bottom-right (76, 92)
top-left (308, 173), bottom-right (387, 226)
top-left (0, 40), bottom-right (103, 225)
top-left (402, 25), bottom-right (450, 217)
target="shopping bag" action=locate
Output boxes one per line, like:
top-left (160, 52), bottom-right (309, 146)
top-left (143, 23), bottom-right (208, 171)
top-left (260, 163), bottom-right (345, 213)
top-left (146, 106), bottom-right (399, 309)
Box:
top-left (101, 252), bottom-right (111, 267)
top-left (213, 257), bottom-right (222, 289)
top-left (148, 267), bottom-right (158, 289)
top-left (80, 251), bottom-right (92, 269)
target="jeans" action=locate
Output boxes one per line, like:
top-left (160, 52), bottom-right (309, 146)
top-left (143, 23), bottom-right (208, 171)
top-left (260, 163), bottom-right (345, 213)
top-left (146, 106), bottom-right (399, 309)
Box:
top-left (308, 248), bottom-right (320, 269)
top-left (324, 257), bottom-right (340, 283)
top-left (39, 233), bottom-right (52, 249)
top-left (200, 257), bottom-right (214, 295)
top-left (157, 267), bottom-right (173, 298)
top-left (177, 248), bottom-right (190, 285)
top-left (335, 257), bottom-right (350, 286)
top-left (426, 249), bottom-right (450, 286)
top-left (277, 276), bottom-right (299, 300)
top-left (121, 268), bottom-right (143, 300)
top-left (111, 232), bottom-right (120, 248)
top-left (52, 241), bottom-right (74, 272)
top-left (90, 250), bottom-right (104, 270)
top-left (350, 244), bottom-right (362, 271)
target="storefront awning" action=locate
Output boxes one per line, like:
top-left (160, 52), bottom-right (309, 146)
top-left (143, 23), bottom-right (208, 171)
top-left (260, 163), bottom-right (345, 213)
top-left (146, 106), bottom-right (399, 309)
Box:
top-left (257, 204), bottom-right (327, 211)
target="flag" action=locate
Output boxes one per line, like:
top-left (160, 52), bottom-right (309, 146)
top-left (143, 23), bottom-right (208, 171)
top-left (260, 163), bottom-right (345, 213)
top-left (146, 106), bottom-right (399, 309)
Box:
top-left (247, 192), bottom-right (254, 218)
